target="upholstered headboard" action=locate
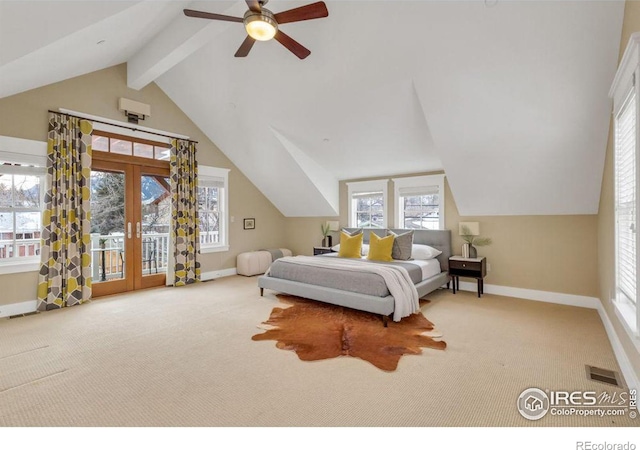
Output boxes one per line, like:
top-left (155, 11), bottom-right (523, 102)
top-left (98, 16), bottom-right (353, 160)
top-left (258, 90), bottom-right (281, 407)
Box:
top-left (342, 228), bottom-right (452, 272)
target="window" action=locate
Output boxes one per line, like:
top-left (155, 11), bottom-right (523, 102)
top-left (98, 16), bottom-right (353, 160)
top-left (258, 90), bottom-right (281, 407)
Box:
top-left (0, 136), bottom-right (47, 273)
top-left (611, 33), bottom-right (640, 340)
top-left (347, 179), bottom-right (388, 228)
top-left (393, 175), bottom-right (445, 230)
top-left (613, 87), bottom-right (639, 337)
top-left (615, 90), bottom-right (636, 311)
top-left (92, 132), bottom-right (170, 160)
top-left (198, 166), bottom-right (230, 252)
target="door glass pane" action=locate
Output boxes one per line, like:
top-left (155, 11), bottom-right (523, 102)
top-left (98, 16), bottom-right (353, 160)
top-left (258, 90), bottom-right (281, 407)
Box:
top-left (154, 146), bottom-right (170, 161)
top-left (110, 139), bottom-right (132, 156)
top-left (134, 143), bottom-right (154, 159)
top-left (92, 136), bottom-right (109, 152)
top-left (90, 170), bottom-right (126, 283)
top-left (141, 175), bottom-right (170, 276)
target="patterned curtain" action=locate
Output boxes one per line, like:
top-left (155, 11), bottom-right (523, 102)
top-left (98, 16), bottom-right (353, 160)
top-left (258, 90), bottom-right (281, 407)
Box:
top-left (37, 113), bottom-right (93, 311)
top-left (170, 138), bottom-right (201, 286)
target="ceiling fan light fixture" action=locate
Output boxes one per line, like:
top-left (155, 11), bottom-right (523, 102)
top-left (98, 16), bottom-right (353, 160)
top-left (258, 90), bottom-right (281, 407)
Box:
top-left (244, 10), bottom-right (278, 41)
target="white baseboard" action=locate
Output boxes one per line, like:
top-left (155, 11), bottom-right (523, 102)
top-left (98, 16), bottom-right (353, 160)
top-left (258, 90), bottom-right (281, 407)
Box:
top-left (456, 281), bottom-right (638, 391)
top-left (0, 300), bottom-right (37, 318)
top-left (456, 281), bottom-right (600, 309)
top-left (201, 267), bottom-right (237, 281)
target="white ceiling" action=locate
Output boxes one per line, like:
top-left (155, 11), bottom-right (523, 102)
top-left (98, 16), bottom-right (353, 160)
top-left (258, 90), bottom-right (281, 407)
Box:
top-left (0, 0), bottom-right (625, 217)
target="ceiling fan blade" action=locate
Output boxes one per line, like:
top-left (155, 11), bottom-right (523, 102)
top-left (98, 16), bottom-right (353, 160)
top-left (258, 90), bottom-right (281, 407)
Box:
top-left (235, 36), bottom-right (256, 57)
top-left (274, 30), bottom-right (311, 60)
top-left (183, 9), bottom-right (243, 23)
top-left (274, 1), bottom-right (329, 25)
top-left (245, 0), bottom-right (261, 12)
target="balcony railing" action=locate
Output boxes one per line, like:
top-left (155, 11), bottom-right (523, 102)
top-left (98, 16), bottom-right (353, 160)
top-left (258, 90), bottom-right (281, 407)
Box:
top-left (91, 231), bottom-right (218, 281)
top-left (91, 233), bottom-right (167, 281)
top-left (0, 238), bottom-right (40, 259)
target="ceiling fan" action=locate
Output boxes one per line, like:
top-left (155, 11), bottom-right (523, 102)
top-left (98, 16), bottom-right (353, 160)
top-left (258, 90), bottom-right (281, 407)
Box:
top-left (183, 0), bottom-right (329, 60)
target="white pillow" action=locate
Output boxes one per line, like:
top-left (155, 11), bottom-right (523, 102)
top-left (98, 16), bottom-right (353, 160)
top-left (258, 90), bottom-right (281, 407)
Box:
top-left (331, 243), bottom-right (370, 256)
top-left (411, 244), bottom-right (442, 260)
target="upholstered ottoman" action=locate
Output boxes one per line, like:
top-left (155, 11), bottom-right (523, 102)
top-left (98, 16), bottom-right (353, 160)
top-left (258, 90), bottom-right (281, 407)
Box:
top-left (236, 248), bottom-right (292, 276)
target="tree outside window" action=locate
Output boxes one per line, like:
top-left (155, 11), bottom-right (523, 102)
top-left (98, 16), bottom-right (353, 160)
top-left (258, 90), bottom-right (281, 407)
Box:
top-left (400, 193), bottom-right (440, 230)
top-left (198, 186), bottom-right (220, 245)
top-left (354, 193), bottom-right (384, 228)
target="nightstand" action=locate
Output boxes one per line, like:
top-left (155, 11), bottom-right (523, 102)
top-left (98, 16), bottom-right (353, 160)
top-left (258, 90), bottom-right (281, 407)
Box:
top-left (313, 246), bottom-right (334, 255)
top-left (449, 256), bottom-right (487, 298)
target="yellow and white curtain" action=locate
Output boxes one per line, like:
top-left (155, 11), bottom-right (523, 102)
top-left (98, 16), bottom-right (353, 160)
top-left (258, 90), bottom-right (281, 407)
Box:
top-left (170, 138), bottom-right (201, 286)
top-left (37, 113), bottom-right (93, 311)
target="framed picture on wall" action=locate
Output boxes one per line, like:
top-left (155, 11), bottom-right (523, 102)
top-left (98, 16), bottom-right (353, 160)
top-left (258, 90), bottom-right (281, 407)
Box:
top-left (244, 218), bottom-right (255, 230)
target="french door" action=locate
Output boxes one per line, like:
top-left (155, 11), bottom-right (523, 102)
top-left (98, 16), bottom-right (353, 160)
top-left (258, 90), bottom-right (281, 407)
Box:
top-left (91, 160), bottom-right (171, 297)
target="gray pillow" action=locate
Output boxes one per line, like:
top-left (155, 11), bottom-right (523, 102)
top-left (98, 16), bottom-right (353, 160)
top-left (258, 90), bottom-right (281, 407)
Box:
top-left (387, 230), bottom-right (414, 260)
top-left (341, 228), bottom-right (363, 236)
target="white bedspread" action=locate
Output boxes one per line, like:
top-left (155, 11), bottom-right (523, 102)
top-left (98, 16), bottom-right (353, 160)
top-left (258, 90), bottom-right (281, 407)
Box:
top-left (267, 255), bottom-right (420, 321)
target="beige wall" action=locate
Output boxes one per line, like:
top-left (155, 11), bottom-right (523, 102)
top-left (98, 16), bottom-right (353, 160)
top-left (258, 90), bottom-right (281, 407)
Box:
top-left (598, 1), bottom-right (640, 379)
top-left (287, 172), bottom-right (599, 298)
top-left (445, 185), bottom-right (598, 297)
top-left (0, 63), bottom-right (287, 306)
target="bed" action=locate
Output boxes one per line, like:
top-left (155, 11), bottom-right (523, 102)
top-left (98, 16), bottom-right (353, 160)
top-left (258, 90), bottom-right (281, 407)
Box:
top-left (257, 228), bottom-right (452, 326)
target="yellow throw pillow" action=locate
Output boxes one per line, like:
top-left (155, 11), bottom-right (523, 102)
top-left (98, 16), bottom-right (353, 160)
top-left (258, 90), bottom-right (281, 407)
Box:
top-left (367, 232), bottom-right (395, 262)
top-left (338, 231), bottom-right (363, 258)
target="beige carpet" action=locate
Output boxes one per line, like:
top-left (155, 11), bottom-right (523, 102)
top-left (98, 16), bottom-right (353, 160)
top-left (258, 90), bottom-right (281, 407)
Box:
top-left (0, 275), bottom-right (635, 427)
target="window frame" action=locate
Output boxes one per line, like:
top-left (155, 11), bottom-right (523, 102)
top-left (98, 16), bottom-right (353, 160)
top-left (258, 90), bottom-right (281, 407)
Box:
top-left (610, 33), bottom-right (640, 344)
top-left (346, 179), bottom-right (388, 229)
top-left (393, 174), bottom-right (446, 230)
top-left (198, 165), bottom-right (230, 253)
top-left (0, 136), bottom-right (47, 274)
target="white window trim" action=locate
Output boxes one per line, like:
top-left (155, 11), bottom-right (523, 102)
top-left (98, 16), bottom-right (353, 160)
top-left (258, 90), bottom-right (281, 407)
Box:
top-left (610, 32), bottom-right (640, 342)
top-left (0, 136), bottom-right (47, 166)
top-left (392, 174), bottom-right (445, 230)
top-left (0, 136), bottom-right (47, 275)
top-left (199, 165), bottom-right (230, 253)
top-left (346, 179), bottom-right (388, 228)
top-left (0, 260), bottom-right (40, 275)
top-left (615, 298), bottom-right (640, 353)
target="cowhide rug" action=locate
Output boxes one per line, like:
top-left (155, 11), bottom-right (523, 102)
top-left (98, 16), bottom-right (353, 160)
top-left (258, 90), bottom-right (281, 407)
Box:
top-left (251, 294), bottom-right (446, 371)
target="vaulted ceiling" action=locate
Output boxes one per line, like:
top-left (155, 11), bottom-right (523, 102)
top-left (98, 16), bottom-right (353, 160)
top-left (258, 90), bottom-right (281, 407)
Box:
top-left (0, 0), bottom-right (625, 217)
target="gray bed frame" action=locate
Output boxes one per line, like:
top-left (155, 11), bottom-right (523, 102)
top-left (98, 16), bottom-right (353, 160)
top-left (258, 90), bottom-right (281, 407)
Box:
top-left (257, 228), bottom-right (452, 326)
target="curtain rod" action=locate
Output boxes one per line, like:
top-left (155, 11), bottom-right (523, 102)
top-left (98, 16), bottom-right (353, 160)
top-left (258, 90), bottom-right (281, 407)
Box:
top-left (48, 109), bottom-right (198, 144)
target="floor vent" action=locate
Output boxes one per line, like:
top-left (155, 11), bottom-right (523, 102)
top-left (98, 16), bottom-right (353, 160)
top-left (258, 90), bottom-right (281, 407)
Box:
top-left (585, 365), bottom-right (623, 387)
top-left (8, 311), bottom-right (38, 320)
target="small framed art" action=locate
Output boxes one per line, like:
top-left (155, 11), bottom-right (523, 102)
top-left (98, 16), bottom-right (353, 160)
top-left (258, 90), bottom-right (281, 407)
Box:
top-left (243, 218), bottom-right (255, 230)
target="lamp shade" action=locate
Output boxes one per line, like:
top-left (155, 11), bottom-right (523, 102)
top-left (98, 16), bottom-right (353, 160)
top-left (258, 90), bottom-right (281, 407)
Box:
top-left (459, 222), bottom-right (480, 236)
top-left (327, 221), bottom-right (340, 231)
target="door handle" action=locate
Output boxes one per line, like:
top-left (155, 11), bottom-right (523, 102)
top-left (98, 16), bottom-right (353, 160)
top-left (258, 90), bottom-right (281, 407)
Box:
top-left (136, 222), bottom-right (141, 239)
top-left (127, 222), bottom-right (132, 239)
